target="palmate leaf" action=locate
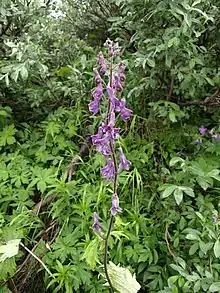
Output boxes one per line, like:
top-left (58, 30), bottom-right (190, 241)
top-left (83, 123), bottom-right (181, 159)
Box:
top-left (107, 262), bottom-right (141, 293)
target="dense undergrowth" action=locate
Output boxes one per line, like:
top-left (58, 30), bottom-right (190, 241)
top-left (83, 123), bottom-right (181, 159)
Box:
top-left (0, 0), bottom-right (220, 292)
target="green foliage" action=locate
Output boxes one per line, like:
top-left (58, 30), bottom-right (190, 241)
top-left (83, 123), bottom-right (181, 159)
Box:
top-left (0, 0), bottom-right (220, 292)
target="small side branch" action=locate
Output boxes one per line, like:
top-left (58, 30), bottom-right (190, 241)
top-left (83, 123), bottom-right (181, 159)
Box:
top-left (165, 223), bottom-right (176, 262)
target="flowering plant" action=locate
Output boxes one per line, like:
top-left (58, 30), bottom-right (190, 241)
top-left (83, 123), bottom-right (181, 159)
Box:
top-left (195, 126), bottom-right (220, 144)
top-left (89, 39), bottom-right (133, 291)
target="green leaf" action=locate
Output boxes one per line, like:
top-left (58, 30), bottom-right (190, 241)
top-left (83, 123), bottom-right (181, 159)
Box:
top-left (174, 188), bottom-right (183, 205)
top-left (0, 239), bottom-right (21, 262)
top-left (209, 282), bottom-right (220, 292)
top-left (170, 157), bottom-right (185, 167)
top-left (180, 187), bottom-right (195, 197)
top-left (165, 54), bottom-right (172, 68)
top-left (107, 262), bottom-right (141, 293)
top-left (81, 238), bottom-right (100, 270)
top-left (214, 240), bottom-right (220, 258)
top-left (186, 234), bottom-right (200, 241)
top-left (169, 111), bottom-right (177, 122)
top-left (161, 185), bottom-right (176, 198)
top-left (37, 180), bottom-right (47, 193)
top-left (146, 58), bottom-right (155, 68)
top-left (20, 66), bottom-right (28, 80)
top-left (189, 243), bottom-right (199, 255)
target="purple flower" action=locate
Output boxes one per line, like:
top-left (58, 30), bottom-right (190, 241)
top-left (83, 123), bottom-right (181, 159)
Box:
top-left (97, 142), bottom-right (111, 157)
top-left (92, 83), bottom-right (103, 100)
top-left (91, 126), bottom-right (104, 145)
top-left (101, 159), bottom-right (115, 180)
top-left (120, 98), bottom-right (132, 121)
top-left (106, 86), bottom-right (120, 111)
top-left (89, 82), bottom-right (103, 115)
top-left (104, 39), bottom-right (120, 57)
top-left (118, 147), bottom-right (131, 170)
top-left (109, 111), bottom-right (115, 128)
top-left (98, 52), bottom-right (107, 75)
top-left (113, 75), bottom-right (123, 92)
top-left (92, 212), bottom-right (102, 233)
top-left (111, 194), bottom-right (122, 216)
top-left (212, 216), bottom-right (217, 223)
top-left (93, 68), bottom-right (102, 85)
top-left (209, 129), bottom-right (214, 135)
top-left (119, 62), bottom-right (126, 83)
top-left (89, 98), bottom-right (100, 115)
top-left (194, 139), bottom-right (202, 144)
top-left (103, 113), bottom-right (120, 142)
top-left (212, 135), bottom-right (220, 140)
top-left (199, 126), bottom-right (207, 135)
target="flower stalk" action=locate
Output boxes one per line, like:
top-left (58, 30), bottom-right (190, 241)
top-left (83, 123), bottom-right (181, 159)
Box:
top-left (89, 39), bottom-right (132, 292)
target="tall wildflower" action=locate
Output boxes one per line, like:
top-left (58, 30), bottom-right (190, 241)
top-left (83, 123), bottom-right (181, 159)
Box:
top-left (89, 39), bottom-right (132, 292)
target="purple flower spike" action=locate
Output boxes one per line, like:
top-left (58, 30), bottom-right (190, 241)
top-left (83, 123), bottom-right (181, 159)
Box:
top-left (199, 126), bottom-right (207, 135)
top-left (212, 135), bottom-right (220, 140)
top-left (106, 86), bottom-right (120, 111)
top-left (111, 194), bottom-right (122, 216)
top-left (92, 212), bottom-right (102, 233)
top-left (118, 147), bottom-right (131, 170)
top-left (98, 52), bottom-right (107, 75)
top-left (101, 159), bottom-right (115, 180)
top-left (120, 98), bottom-right (132, 121)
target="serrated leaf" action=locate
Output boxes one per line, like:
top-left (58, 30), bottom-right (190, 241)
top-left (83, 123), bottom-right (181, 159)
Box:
top-left (37, 180), bottom-right (47, 193)
top-left (81, 238), bottom-right (100, 270)
top-left (107, 262), bottom-right (141, 293)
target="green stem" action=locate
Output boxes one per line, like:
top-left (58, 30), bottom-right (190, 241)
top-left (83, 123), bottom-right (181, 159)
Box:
top-left (104, 215), bottom-right (114, 292)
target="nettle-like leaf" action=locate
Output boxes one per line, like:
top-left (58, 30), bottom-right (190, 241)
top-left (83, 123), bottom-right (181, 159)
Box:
top-left (0, 239), bottom-right (21, 262)
top-left (81, 238), bottom-right (101, 270)
top-left (0, 125), bottom-right (16, 146)
top-left (106, 262), bottom-right (141, 293)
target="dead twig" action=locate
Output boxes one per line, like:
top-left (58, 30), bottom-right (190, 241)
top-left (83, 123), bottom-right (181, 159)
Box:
top-left (179, 88), bottom-right (220, 107)
top-left (19, 242), bottom-right (55, 279)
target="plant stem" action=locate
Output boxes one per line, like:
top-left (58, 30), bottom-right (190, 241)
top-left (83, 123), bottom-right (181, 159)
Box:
top-left (104, 215), bottom-right (114, 292)
top-left (103, 54), bottom-right (119, 293)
